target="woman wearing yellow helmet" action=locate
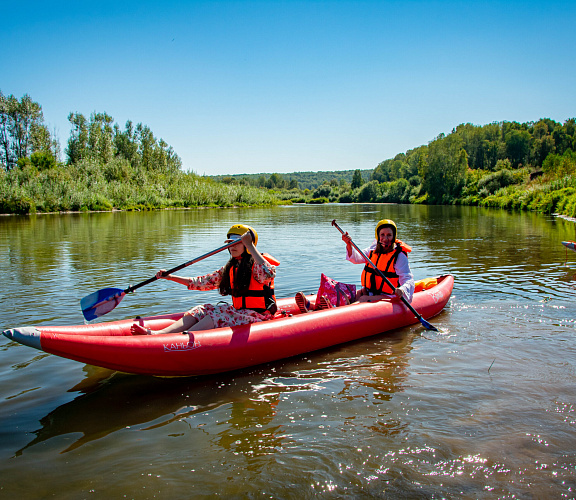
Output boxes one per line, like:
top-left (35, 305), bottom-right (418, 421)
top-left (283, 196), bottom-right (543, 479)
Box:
top-left (130, 224), bottom-right (278, 335)
top-left (342, 219), bottom-right (415, 303)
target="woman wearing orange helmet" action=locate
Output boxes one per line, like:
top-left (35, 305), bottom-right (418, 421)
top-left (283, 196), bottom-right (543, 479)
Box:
top-left (342, 219), bottom-right (414, 303)
top-left (131, 224), bottom-right (278, 334)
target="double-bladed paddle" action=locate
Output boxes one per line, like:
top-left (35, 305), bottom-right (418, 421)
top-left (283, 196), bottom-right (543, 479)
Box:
top-left (332, 219), bottom-right (438, 331)
top-left (80, 239), bottom-right (243, 321)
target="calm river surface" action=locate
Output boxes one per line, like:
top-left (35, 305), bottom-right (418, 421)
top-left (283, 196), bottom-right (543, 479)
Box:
top-left (2, 204), bottom-right (576, 499)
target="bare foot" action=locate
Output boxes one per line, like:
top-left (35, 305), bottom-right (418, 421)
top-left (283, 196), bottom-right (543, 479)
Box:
top-left (131, 323), bottom-right (152, 335)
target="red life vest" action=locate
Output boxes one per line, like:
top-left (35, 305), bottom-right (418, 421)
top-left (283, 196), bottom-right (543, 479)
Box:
top-left (229, 255), bottom-right (278, 314)
top-left (361, 241), bottom-right (411, 294)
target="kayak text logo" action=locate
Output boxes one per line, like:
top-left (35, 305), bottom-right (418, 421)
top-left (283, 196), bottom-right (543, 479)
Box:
top-left (163, 340), bottom-right (201, 352)
top-left (430, 290), bottom-right (444, 304)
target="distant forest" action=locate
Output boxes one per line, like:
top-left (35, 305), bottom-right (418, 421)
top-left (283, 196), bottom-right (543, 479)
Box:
top-left (210, 169), bottom-right (372, 191)
top-left (212, 118), bottom-right (576, 217)
top-left (1, 89), bottom-right (576, 219)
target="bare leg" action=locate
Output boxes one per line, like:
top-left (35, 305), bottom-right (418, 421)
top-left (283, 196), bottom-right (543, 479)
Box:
top-left (357, 293), bottom-right (390, 303)
top-left (130, 314), bottom-right (199, 335)
top-left (189, 315), bottom-right (215, 331)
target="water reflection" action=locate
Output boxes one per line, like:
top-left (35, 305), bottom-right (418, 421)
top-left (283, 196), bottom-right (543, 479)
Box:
top-left (3, 205), bottom-right (575, 327)
top-left (3, 205), bottom-right (576, 497)
top-left (13, 328), bottom-right (418, 460)
top-left (14, 366), bottom-right (273, 455)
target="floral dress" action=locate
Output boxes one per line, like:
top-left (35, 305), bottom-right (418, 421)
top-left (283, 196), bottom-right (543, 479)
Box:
top-left (184, 261), bottom-right (276, 328)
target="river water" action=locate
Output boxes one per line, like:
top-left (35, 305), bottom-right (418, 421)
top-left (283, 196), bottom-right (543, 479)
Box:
top-left (1, 204), bottom-right (576, 498)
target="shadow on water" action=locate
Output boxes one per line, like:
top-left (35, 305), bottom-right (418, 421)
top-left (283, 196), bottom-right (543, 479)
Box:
top-left (12, 325), bottom-right (420, 458)
top-left (14, 366), bottom-right (271, 456)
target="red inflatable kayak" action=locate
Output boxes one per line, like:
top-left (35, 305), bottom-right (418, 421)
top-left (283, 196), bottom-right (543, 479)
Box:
top-left (3, 275), bottom-right (453, 377)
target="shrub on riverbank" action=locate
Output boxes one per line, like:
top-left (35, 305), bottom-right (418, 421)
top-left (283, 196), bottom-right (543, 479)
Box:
top-left (480, 180), bottom-right (576, 216)
top-left (0, 159), bottom-right (283, 214)
top-left (0, 94), bottom-right (286, 214)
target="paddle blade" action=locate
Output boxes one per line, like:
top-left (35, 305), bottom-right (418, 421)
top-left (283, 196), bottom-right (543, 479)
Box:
top-left (80, 288), bottom-right (126, 321)
top-left (419, 317), bottom-right (439, 332)
top-left (562, 241), bottom-right (576, 252)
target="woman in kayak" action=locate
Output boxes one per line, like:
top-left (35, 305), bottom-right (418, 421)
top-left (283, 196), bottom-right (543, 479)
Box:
top-left (131, 224), bottom-right (277, 335)
top-left (294, 219), bottom-right (414, 313)
top-left (342, 218), bottom-right (414, 303)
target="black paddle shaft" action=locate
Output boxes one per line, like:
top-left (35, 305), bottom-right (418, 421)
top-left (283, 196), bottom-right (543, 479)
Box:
top-left (124, 239), bottom-right (243, 294)
top-left (331, 219), bottom-right (438, 331)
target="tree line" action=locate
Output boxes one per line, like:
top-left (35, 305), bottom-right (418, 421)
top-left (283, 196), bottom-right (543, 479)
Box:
top-left (0, 91), bottom-right (60, 171)
top-left (245, 118), bottom-right (576, 216)
top-left (0, 91), bottom-right (280, 213)
top-left (2, 90), bottom-right (576, 218)
top-left (211, 168), bottom-right (372, 191)
top-left (370, 118), bottom-right (576, 205)
top-left (66, 112), bottom-right (182, 175)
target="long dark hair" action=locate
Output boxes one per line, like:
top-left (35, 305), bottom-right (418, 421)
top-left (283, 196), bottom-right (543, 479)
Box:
top-left (219, 251), bottom-right (254, 296)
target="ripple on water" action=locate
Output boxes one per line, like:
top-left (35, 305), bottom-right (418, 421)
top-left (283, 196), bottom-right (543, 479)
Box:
top-left (2, 206), bottom-right (576, 498)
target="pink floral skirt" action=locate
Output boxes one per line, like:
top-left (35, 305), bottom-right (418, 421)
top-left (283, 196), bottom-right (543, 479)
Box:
top-left (185, 303), bottom-right (270, 329)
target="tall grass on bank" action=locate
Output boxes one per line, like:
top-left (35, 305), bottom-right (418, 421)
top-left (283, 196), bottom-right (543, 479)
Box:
top-left (473, 152), bottom-right (576, 216)
top-left (0, 159), bottom-right (283, 214)
top-left (479, 177), bottom-right (576, 216)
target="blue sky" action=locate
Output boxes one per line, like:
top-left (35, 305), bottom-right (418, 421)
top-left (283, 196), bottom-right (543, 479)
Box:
top-left (2, 0), bottom-right (575, 176)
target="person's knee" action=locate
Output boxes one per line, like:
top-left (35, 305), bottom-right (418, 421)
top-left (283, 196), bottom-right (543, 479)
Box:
top-left (190, 315), bottom-right (214, 331)
top-left (182, 314), bottom-right (198, 328)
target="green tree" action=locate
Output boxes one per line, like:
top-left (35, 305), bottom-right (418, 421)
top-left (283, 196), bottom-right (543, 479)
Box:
top-left (357, 180), bottom-right (378, 202)
top-left (542, 150), bottom-right (576, 178)
top-left (17, 151), bottom-right (57, 171)
top-left (477, 169), bottom-right (516, 195)
top-left (114, 120), bottom-right (139, 164)
top-left (66, 112), bottom-right (181, 175)
top-left (351, 169), bottom-right (363, 189)
top-left (313, 183), bottom-right (332, 198)
top-left (389, 154), bottom-right (408, 180)
top-left (11, 94), bottom-right (43, 161)
top-left (504, 129), bottom-right (531, 168)
top-left (531, 134), bottom-right (555, 167)
top-left (1, 92), bottom-right (45, 170)
top-left (66, 112), bottom-right (89, 164)
top-left (372, 159), bottom-right (390, 182)
top-left (0, 91), bottom-right (15, 168)
top-left (135, 124), bottom-right (155, 170)
top-left (88, 112), bottom-right (114, 164)
top-left (421, 134), bottom-right (467, 203)
top-left (552, 128), bottom-right (570, 155)
top-left (32, 122), bottom-right (60, 160)
top-left (268, 173), bottom-right (285, 189)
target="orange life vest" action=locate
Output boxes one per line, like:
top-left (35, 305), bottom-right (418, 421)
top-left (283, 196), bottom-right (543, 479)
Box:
top-left (361, 241), bottom-right (411, 294)
top-left (229, 255), bottom-right (278, 314)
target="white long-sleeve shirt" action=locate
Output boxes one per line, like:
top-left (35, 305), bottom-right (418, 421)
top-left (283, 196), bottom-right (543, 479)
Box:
top-left (346, 240), bottom-right (415, 302)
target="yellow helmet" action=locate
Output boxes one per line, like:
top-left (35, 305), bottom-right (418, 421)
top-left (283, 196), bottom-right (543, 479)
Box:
top-left (227, 224), bottom-right (258, 246)
top-left (375, 219), bottom-right (397, 240)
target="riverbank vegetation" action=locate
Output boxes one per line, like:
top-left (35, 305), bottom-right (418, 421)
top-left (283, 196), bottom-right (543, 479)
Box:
top-left (1, 90), bottom-right (575, 218)
top-left (219, 118), bottom-right (576, 218)
top-left (0, 92), bottom-right (281, 214)
top-left (212, 168), bottom-right (372, 191)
